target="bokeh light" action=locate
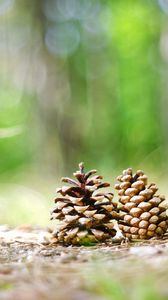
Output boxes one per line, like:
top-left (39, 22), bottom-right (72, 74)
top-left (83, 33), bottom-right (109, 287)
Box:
top-left (45, 23), bottom-right (80, 56)
top-left (0, 0), bottom-right (14, 15)
top-left (158, 0), bottom-right (168, 14)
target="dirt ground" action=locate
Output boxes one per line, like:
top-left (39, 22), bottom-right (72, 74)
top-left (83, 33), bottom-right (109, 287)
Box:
top-left (1, 225), bottom-right (168, 300)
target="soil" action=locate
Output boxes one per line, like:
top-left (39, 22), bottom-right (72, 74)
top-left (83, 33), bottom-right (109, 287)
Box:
top-left (1, 225), bottom-right (168, 300)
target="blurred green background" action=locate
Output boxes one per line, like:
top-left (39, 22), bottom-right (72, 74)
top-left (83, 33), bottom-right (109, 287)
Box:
top-left (0, 0), bottom-right (168, 225)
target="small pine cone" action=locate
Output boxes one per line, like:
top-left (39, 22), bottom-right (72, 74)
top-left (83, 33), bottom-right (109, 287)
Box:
top-left (115, 168), bottom-right (168, 240)
top-left (51, 162), bottom-right (119, 245)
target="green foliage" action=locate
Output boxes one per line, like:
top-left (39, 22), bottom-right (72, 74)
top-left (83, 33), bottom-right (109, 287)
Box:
top-left (79, 0), bottom-right (164, 170)
top-left (91, 271), bottom-right (167, 300)
top-left (0, 84), bottom-right (33, 173)
top-left (79, 236), bottom-right (97, 246)
top-left (108, 0), bottom-right (163, 167)
top-left (0, 283), bottom-right (13, 290)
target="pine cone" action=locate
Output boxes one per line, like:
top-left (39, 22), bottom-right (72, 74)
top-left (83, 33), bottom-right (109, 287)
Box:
top-left (115, 168), bottom-right (168, 240)
top-left (51, 163), bottom-right (119, 245)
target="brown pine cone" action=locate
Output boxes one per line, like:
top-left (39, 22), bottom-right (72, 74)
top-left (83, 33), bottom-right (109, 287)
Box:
top-left (115, 168), bottom-right (168, 240)
top-left (51, 162), bottom-right (119, 245)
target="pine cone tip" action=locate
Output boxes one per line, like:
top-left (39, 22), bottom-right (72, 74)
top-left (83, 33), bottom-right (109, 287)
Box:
top-left (79, 162), bottom-right (84, 172)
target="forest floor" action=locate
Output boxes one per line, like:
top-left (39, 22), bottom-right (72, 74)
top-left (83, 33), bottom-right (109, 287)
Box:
top-left (0, 225), bottom-right (168, 300)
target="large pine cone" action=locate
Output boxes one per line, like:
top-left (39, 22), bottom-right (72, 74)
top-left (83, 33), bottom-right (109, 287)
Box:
top-left (115, 168), bottom-right (168, 240)
top-left (51, 163), bottom-right (119, 245)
